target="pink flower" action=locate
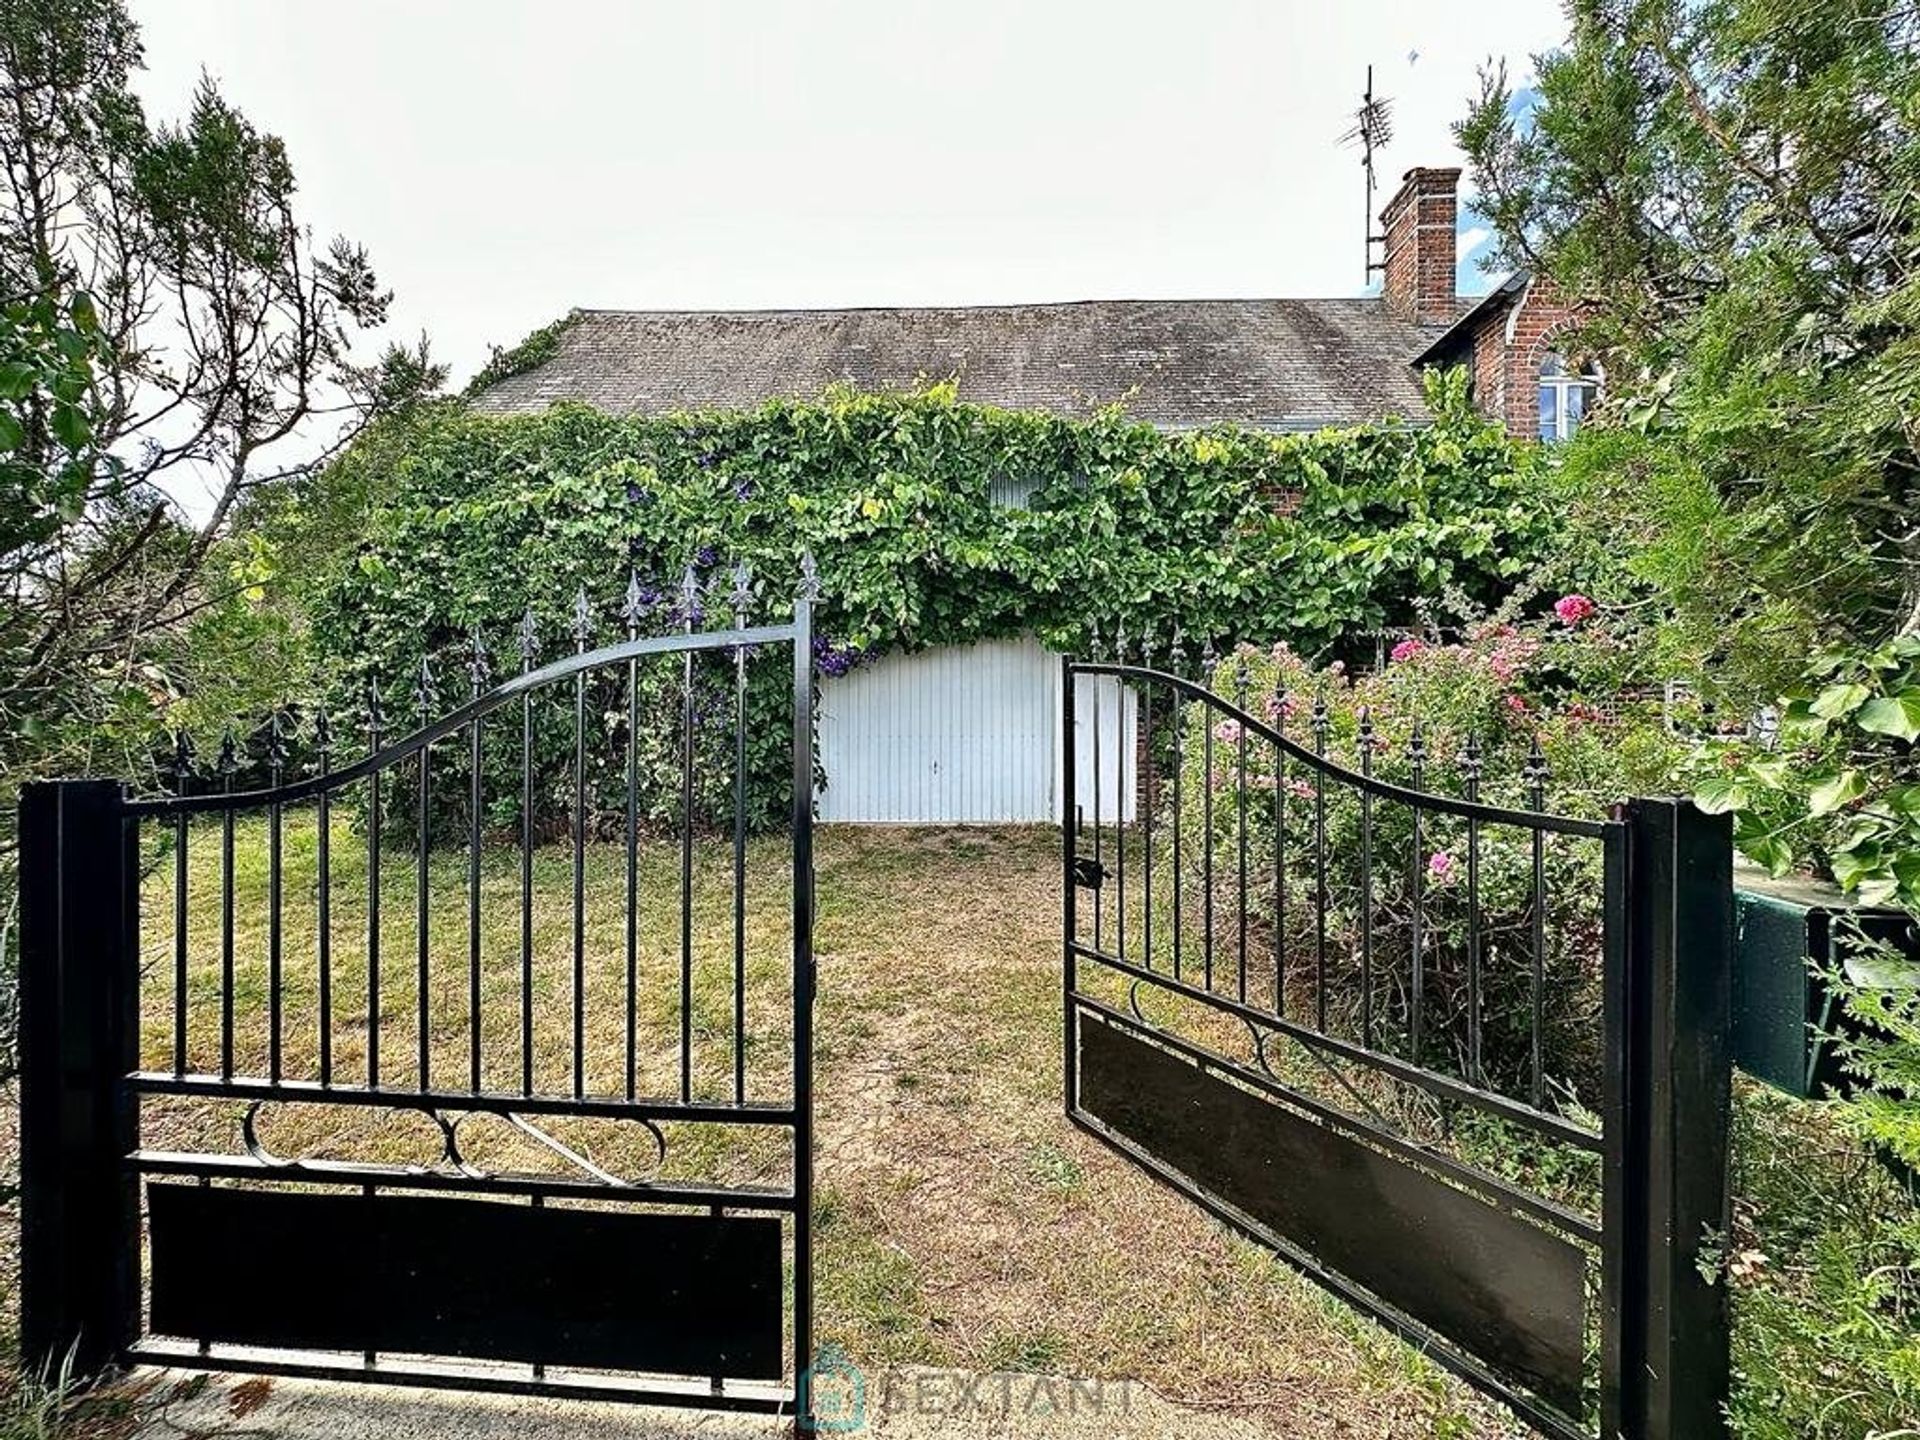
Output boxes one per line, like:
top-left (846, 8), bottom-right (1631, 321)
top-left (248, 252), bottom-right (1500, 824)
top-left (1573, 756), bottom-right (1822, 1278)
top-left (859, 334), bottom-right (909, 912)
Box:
top-left (1389, 638), bottom-right (1426, 664)
top-left (1286, 778), bottom-right (1315, 800)
top-left (1214, 719), bottom-right (1242, 744)
top-left (1264, 693), bottom-right (1301, 722)
top-left (1428, 852), bottom-right (1457, 882)
top-left (1554, 594), bottom-right (1597, 627)
top-left (1504, 694), bottom-right (1531, 716)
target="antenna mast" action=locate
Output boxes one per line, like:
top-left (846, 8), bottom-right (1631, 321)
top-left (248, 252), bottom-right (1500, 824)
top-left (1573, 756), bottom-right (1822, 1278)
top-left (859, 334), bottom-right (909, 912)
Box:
top-left (1338, 65), bottom-right (1394, 284)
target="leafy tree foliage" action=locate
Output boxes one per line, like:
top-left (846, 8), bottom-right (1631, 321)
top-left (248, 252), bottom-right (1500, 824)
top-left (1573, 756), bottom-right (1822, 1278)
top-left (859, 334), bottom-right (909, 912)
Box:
top-left (0, 0), bottom-right (440, 1061)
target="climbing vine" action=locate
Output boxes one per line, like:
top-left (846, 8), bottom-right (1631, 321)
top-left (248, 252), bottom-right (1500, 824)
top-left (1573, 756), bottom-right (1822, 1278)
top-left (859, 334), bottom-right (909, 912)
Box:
top-left (268, 371), bottom-right (1569, 831)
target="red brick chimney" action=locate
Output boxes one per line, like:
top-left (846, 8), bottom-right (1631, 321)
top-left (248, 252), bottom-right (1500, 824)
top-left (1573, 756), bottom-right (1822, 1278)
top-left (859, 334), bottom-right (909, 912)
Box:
top-left (1379, 167), bottom-right (1461, 326)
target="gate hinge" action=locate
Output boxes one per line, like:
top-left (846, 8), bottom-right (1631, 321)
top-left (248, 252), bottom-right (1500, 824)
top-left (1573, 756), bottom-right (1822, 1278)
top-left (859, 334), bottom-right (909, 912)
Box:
top-left (1072, 855), bottom-right (1108, 890)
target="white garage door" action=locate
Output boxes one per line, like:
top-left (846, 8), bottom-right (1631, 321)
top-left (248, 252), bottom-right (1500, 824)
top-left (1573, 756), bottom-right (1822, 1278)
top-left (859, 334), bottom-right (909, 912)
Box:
top-left (815, 636), bottom-right (1135, 824)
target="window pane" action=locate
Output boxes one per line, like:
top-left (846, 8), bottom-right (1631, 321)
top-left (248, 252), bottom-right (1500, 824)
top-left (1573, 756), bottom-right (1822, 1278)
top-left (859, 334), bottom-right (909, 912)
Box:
top-left (1565, 381), bottom-right (1587, 432)
top-left (1538, 383), bottom-right (1559, 439)
top-left (1539, 353), bottom-right (1565, 379)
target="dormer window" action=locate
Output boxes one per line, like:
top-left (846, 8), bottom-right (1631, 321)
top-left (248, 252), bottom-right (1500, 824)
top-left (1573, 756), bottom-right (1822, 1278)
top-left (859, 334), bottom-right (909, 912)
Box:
top-left (1538, 354), bottom-right (1601, 441)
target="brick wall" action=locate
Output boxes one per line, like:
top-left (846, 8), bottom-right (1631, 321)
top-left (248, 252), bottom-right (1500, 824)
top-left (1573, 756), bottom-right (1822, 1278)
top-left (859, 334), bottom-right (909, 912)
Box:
top-left (1379, 168), bottom-right (1461, 327)
top-left (1464, 274), bottom-right (1583, 438)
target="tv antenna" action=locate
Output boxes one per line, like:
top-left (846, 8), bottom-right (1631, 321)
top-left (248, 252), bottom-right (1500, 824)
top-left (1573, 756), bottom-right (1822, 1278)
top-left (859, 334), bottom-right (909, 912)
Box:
top-left (1338, 65), bottom-right (1394, 284)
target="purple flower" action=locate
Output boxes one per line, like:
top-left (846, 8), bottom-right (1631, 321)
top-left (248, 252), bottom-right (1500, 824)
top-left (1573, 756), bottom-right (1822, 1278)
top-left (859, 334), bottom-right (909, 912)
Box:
top-left (695, 545), bottom-right (718, 570)
top-left (734, 479), bottom-right (756, 501)
top-left (625, 483), bottom-right (653, 505)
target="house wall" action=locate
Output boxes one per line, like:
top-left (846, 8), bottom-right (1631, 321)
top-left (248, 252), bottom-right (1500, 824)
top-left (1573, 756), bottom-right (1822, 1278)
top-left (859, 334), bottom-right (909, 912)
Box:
top-left (815, 636), bottom-right (1134, 824)
top-left (1466, 275), bottom-right (1583, 439)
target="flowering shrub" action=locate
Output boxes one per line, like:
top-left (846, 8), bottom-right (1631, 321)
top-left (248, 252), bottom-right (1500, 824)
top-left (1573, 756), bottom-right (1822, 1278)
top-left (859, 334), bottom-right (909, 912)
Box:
top-left (1163, 602), bottom-right (1685, 1108)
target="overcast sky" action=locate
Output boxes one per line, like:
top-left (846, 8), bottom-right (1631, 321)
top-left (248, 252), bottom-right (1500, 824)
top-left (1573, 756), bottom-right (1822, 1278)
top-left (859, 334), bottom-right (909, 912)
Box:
top-left (130, 1), bottom-right (1566, 393)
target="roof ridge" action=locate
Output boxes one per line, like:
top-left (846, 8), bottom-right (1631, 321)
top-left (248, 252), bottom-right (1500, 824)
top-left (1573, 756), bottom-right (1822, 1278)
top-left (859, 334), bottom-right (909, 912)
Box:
top-left (573, 297), bottom-right (1391, 319)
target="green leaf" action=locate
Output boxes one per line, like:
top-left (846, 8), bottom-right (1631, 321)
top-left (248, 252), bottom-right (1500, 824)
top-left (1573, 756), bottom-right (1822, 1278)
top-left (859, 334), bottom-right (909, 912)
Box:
top-left (1693, 777), bottom-right (1750, 814)
top-left (0, 359), bottom-right (37, 400)
top-left (1856, 690), bottom-right (1920, 743)
top-left (49, 402), bottom-right (91, 450)
top-left (1810, 682), bottom-right (1870, 720)
top-left (1809, 769), bottom-right (1867, 817)
top-left (0, 412), bottom-right (23, 452)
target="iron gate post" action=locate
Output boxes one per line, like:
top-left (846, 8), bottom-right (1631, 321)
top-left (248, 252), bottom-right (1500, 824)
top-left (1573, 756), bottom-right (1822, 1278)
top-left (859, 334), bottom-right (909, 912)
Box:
top-left (1620, 796), bottom-right (1733, 1440)
top-left (18, 779), bottom-right (140, 1377)
top-left (1061, 655), bottom-right (1078, 1121)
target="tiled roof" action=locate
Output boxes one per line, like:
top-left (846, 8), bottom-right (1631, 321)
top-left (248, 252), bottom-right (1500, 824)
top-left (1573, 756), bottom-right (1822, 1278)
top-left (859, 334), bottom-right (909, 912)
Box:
top-left (470, 299), bottom-right (1445, 430)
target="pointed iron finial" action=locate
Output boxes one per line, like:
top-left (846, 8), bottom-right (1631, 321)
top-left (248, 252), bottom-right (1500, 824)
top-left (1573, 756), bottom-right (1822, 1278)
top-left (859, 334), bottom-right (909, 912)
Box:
top-left (572, 588), bottom-right (593, 649)
top-left (266, 711), bottom-right (288, 771)
top-left (797, 551), bottom-right (821, 602)
top-left (1357, 705), bottom-right (1376, 757)
top-left (216, 731), bottom-right (238, 775)
top-left (314, 708), bottom-right (333, 758)
top-left (1312, 690), bottom-right (1330, 745)
top-left (1088, 619), bottom-right (1103, 662)
top-left (519, 607), bottom-right (539, 669)
top-left (1408, 721), bottom-right (1427, 786)
top-left (1116, 618), bottom-right (1129, 666)
top-left (730, 560), bottom-right (753, 622)
top-left (620, 571), bottom-right (649, 635)
top-left (468, 627), bottom-right (490, 693)
top-left (1201, 636), bottom-right (1219, 685)
top-left (415, 654), bottom-right (437, 713)
top-left (1139, 618), bottom-right (1156, 665)
top-left (1525, 733), bottom-right (1550, 801)
top-left (1233, 652), bottom-right (1248, 704)
top-left (1459, 731), bottom-right (1483, 797)
top-left (169, 731), bottom-right (196, 789)
top-left (1170, 625), bottom-right (1187, 674)
top-left (678, 565), bottom-right (701, 631)
top-left (366, 681), bottom-right (385, 740)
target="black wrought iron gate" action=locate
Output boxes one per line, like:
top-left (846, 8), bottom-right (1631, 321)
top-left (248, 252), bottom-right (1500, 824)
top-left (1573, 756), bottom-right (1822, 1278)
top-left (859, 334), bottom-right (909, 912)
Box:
top-left (19, 566), bottom-right (818, 1421)
top-left (1061, 644), bottom-right (1735, 1440)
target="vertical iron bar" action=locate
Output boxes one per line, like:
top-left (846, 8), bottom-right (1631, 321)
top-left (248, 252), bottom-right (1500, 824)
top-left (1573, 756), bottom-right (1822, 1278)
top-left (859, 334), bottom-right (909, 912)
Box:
top-left (1062, 652), bottom-right (1079, 1117)
top-left (1140, 634), bottom-right (1154, 972)
top-left (267, 715), bottom-right (285, 1082)
top-left (170, 735), bottom-right (192, 1076)
top-left (1462, 735), bottom-right (1484, 1085)
top-left (317, 713), bottom-right (333, 1085)
top-left (1115, 624), bottom-right (1128, 963)
top-left (678, 568), bottom-right (697, 1103)
top-left (731, 564), bottom-right (752, 1105)
top-left (1358, 706), bottom-right (1375, 1049)
top-left (1408, 723), bottom-right (1426, 1064)
top-left (468, 632), bottom-right (488, 1094)
top-left (1090, 622), bottom-right (1102, 951)
top-left (792, 559), bottom-right (818, 1417)
top-left (623, 576), bottom-right (646, 1103)
top-left (1170, 630), bottom-right (1186, 982)
top-left (1201, 641), bottom-right (1217, 990)
top-left (366, 691), bottom-right (383, 1088)
top-left (1312, 694), bottom-right (1329, 1033)
top-left (573, 590), bottom-right (591, 1100)
top-left (1235, 660), bottom-right (1248, 1004)
top-left (218, 734), bottom-right (236, 1080)
top-left (416, 658), bottom-right (434, 1093)
top-left (1274, 688), bottom-right (1286, 1015)
top-left (519, 611), bottom-right (536, 1097)
top-left (1527, 738), bottom-right (1549, 1109)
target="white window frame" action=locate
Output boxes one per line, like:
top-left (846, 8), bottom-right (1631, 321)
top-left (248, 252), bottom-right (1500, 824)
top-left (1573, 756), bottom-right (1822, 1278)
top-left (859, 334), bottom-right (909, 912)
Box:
top-left (1537, 353), bottom-right (1602, 441)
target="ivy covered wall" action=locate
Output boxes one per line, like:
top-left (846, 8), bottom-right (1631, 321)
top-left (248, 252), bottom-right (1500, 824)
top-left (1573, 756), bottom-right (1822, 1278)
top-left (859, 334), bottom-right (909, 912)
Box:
top-left (306, 372), bottom-right (1558, 686)
top-left (276, 373), bottom-right (1565, 831)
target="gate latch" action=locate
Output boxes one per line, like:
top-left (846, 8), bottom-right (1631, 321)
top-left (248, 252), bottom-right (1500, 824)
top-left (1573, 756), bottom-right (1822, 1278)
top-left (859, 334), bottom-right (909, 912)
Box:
top-left (1072, 855), bottom-right (1108, 890)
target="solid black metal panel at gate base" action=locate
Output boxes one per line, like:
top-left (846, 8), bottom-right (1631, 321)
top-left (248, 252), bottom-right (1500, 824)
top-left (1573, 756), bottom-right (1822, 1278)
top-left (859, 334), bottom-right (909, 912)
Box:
top-left (1077, 1011), bottom-right (1587, 1415)
top-left (148, 1184), bottom-right (783, 1377)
